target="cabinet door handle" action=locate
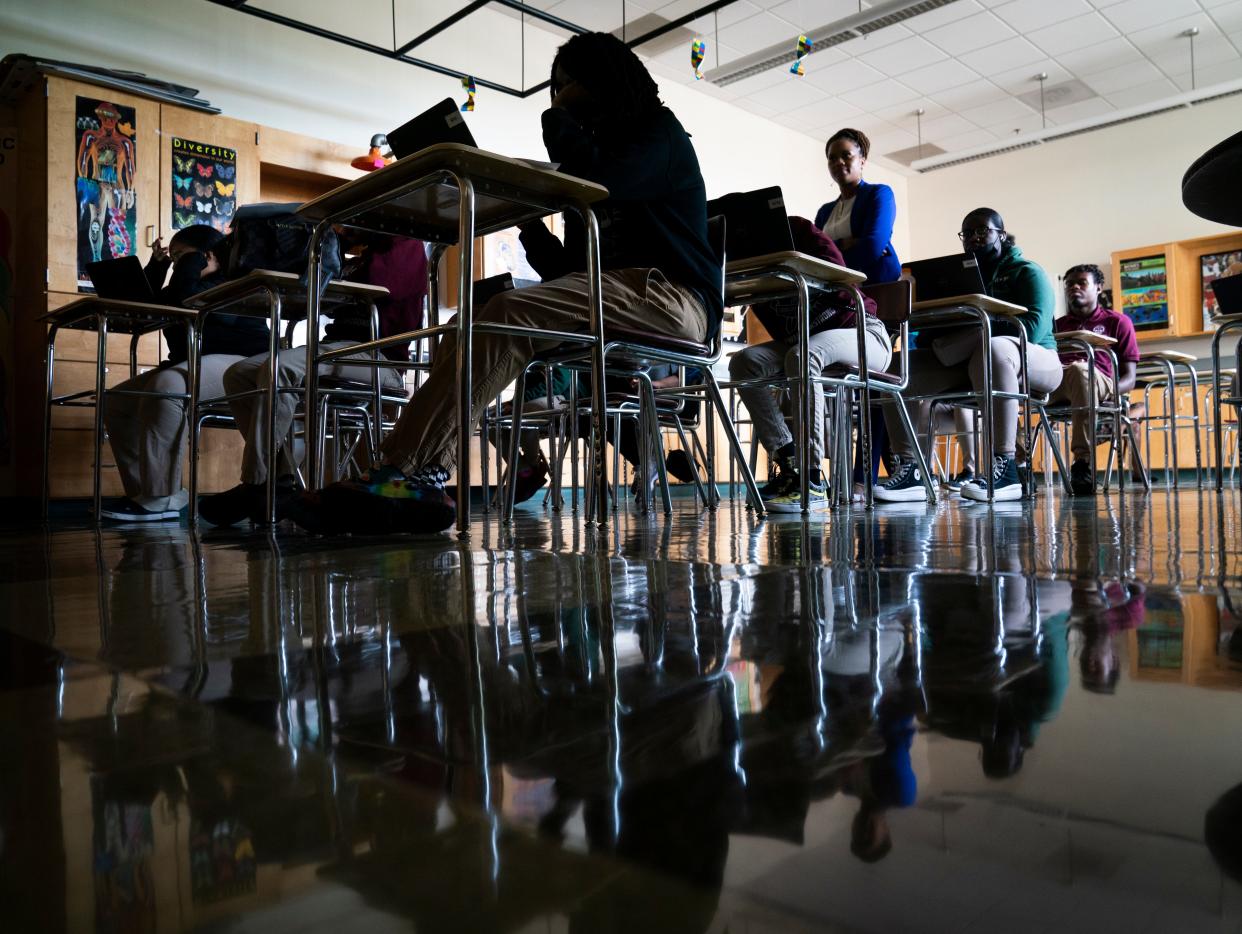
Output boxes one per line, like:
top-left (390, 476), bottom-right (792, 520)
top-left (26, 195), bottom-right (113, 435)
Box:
top-left (146, 225), bottom-right (156, 247)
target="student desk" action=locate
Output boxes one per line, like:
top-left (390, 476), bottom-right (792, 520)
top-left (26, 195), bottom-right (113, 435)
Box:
top-left (723, 251), bottom-right (870, 510)
top-left (186, 270), bottom-right (393, 524)
top-left (909, 294), bottom-right (1028, 501)
top-left (297, 143), bottom-right (610, 535)
top-left (1134, 348), bottom-right (1202, 489)
top-left (41, 296), bottom-right (199, 521)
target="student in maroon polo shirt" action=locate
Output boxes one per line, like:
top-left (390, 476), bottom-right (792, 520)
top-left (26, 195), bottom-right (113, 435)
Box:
top-left (1050, 264), bottom-right (1139, 496)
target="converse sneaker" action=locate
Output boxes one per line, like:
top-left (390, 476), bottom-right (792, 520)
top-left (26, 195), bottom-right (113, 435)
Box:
top-left (944, 467), bottom-right (974, 492)
top-left (873, 460), bottom-right (928, 503)
top-left (960, 454), bottom-right (1023, 502)
top-left (765, 478), bottom-right (829, 513)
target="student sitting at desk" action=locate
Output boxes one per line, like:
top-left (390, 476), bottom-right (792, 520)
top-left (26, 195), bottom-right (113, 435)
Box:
top-left (197, 234), bottom-right (426, 526)
top-left (875, 208), bottom-right (1061, 503)
top-left (728, 216), bottom-right (886, 512)
top-left (296, 32), bottom-right (722, 534)
top-left (1050, 264), bottom-right (1139, 497)
top-left (100, 225), bottom-right (270, 522)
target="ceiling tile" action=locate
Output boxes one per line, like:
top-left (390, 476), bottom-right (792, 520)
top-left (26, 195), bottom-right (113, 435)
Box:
top-left (923, 12), bottom-right (1016, 56)
top-left (1081, 58), bottom-right (1164, 93)
top-left (855, 35), bottom-right (948, 76)
top-left (896, 58), bottom-right (983, 94)
top-left (864, 121), bottom-right (920, 153)
top-left (1104, 76), bottom-right (1179, 107)
top-left (927, 78), bottom-right (1010, 110)
top-left (960, 96), bottom-right (1038, 126)
top-left (1166, 56), bottom-right (1242, 88)
top-left (992, 0), bottom-right (1092, 33)
top-left (717, 11), bottom-right (804, 55)
top-left (1126, 13), bottom-right (1224, 60)
top-left (1099, 0), bottom-right (1202, 34)
top-left (985, 113), bottom-right (1047, 135)
top-left (1053, 37), bottom-right (1145, 74)
top-left (1150, 34), bottom-right (1240, 75)
top-left (988, 60), bottom-right (1074, 94)
top-left (837, 78), bottom-right (922, 111)
top-left (834, 24), bottom-right (913, 57)
top-left (1027, 12), bottom-right (1121, 56)
top-left (933, 128), bottom-right (1000, 151)
top-left (545, 0), bottom-right (654, 32)
top-left (800, 57), bottom-right (888, 94)
top-left (1203, 0), bottom-right (1239, 7)
top-left (1208, 0), bottom-right (1242, 30)
top-left (905, 0), bottom-right (987, 31)
top-left (919, 113), bottom-right (979, 139)
top-left (745, 73), bottom-right (830, 113)
top-left (659, 0), bottom-right (763, 31)
top-left (1046, 96), bottom-right (1117, 123)
top-left (735, 96), bottom-right (780, 119)
top-left (767, 0), bottom-right (859, 30)
top-left (872, 99), bottom-right (951, 126)
top-left (779, 95), bottom-right (862, 130)
top-left (959, 36), bottom-right (1047, 75)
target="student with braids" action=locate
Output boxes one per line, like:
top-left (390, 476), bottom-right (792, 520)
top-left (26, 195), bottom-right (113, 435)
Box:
top-left (298, 32), bottom-right (721, 533)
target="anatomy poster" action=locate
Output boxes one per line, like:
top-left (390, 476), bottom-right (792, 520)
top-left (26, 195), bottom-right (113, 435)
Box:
top-left (75, 97), bottom-right (137, 288)
top-left (171, 136), bottom-right (236, 234)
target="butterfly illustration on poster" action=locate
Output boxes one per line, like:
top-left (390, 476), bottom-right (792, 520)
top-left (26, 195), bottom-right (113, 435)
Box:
top-left (170, 136), bottom-right (237, 232)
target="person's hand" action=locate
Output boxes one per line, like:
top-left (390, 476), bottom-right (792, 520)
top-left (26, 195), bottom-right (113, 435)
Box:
top-left (201, 252), bottom-right (220, 277)
top-left (550, 79), bottom-right (591, 112)
top-left (150, 237), bottom-right (170, 263)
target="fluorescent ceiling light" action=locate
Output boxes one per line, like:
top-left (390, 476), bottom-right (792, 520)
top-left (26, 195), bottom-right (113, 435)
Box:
top-left (703, 0), bottom-right (962, 87)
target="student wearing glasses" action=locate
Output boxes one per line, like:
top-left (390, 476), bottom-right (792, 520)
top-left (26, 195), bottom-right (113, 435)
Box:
top-left (875, 208), bottom-right (1061, 502)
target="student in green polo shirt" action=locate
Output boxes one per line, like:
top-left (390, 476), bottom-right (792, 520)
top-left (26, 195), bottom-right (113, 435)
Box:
top-left (876, 208), bottom-right (1062, 502)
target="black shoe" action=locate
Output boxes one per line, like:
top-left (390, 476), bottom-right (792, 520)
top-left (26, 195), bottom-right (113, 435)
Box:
top-left (1069, 460), bottom-right (1095, 497)
top-left (300, 465), bottom-right (456, 535)
top-left (961, 454), bottom-right (1022, 502)
top-left (944, 467), bottom-right (974, 492)
top-left (199, 483), bottom-right (261, 527)
top-left (760, 452), bottom-right (798, 501)
top-left (664, 449), bottom-right (698, 483)
top-left (874, 460), bottom-right (928, 503)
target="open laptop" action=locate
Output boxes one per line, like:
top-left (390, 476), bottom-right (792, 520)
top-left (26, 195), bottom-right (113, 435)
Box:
top-left (706, 186), bottom-right (792, 261)
top-left (86, 255), bottom-right (157, 302)
top-left (386, 97), bottom-right (477, 160)
top-left (904, 253), bottom-right (987, 302)
top-left (1211, 273), bottom-right (1242, 316)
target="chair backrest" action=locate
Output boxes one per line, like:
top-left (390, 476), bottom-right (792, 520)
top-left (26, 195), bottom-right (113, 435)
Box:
top-left (861, 278), bottom-right (912, 326)
top-left (707, 214), bottom-right (726, 304)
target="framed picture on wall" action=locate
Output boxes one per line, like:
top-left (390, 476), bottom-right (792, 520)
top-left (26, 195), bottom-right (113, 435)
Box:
top-left (1118, 255), bottom-right (1169, 331)
top-left (1201, 249), bottom-right (1242, 329)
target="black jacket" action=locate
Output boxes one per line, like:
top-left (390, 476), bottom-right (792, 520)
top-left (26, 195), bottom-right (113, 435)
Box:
top-left (146, 252), bottom-right (270, 364)
top-left (520, 106), bottom-right (723, 334)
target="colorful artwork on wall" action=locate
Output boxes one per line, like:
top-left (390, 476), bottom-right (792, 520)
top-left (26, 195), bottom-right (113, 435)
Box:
top-left (1118, 255), bottom-right (1169, 332)
top-left (171, 137), bottom-right (237, 234)
top-left (75, 97), bottom-right (138, 288)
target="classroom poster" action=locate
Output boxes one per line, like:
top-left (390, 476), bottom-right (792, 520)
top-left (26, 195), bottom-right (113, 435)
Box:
top-left (1201, 250), bottom-right (1242, 329)
top-left (1118, 255), bottom-right (1169, 332)
top-left (0, 126), bottom-right (15, 485)
top-left (75, 97), bottom-right (138, 287)
top-left (171, 136), bottom-right (237, 234)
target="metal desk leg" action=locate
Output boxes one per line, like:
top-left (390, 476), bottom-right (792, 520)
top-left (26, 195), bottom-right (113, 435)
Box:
top-left (795, 272), bottom-right (812, 513)
top-left (186, 322), bottom-right (203, 525)
top-left (454, 176), bottom-right (477, 538)
top-left (578, 202), bottom-right (608, 529)
top-left (42, 326), bottom-right (59, 520)
top-left (263, 289), bottom-right (282, 525)
top-left (304, 220), bottom-right (331, 491)
top-left (92, 313), bottom-right (108, 523)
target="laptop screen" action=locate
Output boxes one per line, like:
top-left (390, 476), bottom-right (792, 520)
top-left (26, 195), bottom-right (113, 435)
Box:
top-left (706, 187), bottom-right (792, 261)
top-left (86, 255), bottom-right (157, 303)
top-left (903, 254), bottom-right (987, 303)
top-left (386, 98), bottom-right (477, 160)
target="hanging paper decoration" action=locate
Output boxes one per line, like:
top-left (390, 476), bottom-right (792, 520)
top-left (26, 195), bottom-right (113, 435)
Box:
top-left (691, 38), bottom-right (706, 80)
top-left (460, 76), bottom-right (476, 112)
top-left (789, 34), bottom-right (811, 76)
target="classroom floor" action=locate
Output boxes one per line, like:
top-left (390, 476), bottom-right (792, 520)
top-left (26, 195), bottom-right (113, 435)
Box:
top-left (4, 487), bottom-right (1242, 933)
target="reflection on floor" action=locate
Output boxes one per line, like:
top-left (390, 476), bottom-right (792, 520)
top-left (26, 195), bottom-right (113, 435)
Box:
top-left (4, 489), bottom-right (1242, 933)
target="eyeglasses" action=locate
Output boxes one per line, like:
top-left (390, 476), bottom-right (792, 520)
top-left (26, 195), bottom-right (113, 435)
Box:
top-left (958, 227), bottom-right (1001, 240)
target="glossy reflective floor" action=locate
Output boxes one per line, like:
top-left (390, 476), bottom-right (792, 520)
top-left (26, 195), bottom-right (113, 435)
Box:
top-left (5, 489), bottom-right (1242, 933)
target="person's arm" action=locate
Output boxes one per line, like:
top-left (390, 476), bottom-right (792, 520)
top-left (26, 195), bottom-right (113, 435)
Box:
top-left (540, 107), bottom-right (672, 201)
top-left (1116, 358), bottom-right (1137, 395)
top-left (842, 184), bottom-right (895, 271)
top-left (1113, 315), bottom-right (1141, 395)
top-left (159, 251), bottom-right (211, 306)
top-left (1013, 264), bottom-right (1055, 344)
top-left (518, 221), bottom-right (571, 281)
top-left (144, 237), bottom-right (172, 292)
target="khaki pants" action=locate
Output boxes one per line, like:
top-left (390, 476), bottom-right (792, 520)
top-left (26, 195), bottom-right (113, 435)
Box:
top-left (103, 354), bottom-right (241, 504)
top-left (1048, 360), bottom-right (1113, 463)
top-left (728, 323), bottom-right (892, 464)
top-left (887, 337), bottom-right (1062, 458)
top-left (381, 269), bottom-right (708, 474)
top-left (224, 341), bottom-right (406, 484)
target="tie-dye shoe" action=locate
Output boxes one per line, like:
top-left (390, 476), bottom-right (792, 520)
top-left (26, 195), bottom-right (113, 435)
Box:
top-left (309, 465), bottom-right (456, 534)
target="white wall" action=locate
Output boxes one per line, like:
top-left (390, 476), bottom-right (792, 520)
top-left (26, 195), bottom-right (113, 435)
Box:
top-left (0, 0), bottom-right (907, 258)
top-left (904, 95), bottom-right (1240, 328)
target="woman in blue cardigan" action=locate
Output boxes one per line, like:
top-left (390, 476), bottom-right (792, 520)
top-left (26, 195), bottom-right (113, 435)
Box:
top-left (814, 128), bottom-right (900, 284)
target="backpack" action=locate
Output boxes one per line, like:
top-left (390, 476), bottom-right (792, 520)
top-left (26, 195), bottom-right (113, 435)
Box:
top-left (224, 212), bottom-right (341, 286)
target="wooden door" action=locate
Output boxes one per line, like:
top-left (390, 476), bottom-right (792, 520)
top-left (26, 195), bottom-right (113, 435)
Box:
top-left (45, 76), bottom-right (162, 294)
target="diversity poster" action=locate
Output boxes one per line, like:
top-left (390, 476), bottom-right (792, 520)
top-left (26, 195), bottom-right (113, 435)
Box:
top-left (75, 97), bottom-right (137, 288)
top-left (1118, 255), bottom-right (1169, 332)
top-left (171, 136), bottom-right (237, 234)
top-left (1201, 250), bottom-right (1242, 329)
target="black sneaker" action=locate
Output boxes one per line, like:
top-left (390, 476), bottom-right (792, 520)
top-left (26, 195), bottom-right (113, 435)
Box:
top-left (198, 483), bottom-right (261, 527)
top-left (305, 464), bottom-right (456, 535)
top-left (664, 449), bottom-right (698, 483)
top-left (760, 453), bottom-right (797, 501)
top-left (944, 467), bottom-right (974, 492)
top-left (1069, 460), bottom-right (1095, 497)
top-left (961, 454), bottom-right (1022, 502)
top-left (874, 460), bottom-right (928, 503)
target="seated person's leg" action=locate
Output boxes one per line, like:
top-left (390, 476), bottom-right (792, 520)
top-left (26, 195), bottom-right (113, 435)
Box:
top-left (875, 349), bottom-right (956, 502)
top-left (728, 341), bottom-right (796, 499)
